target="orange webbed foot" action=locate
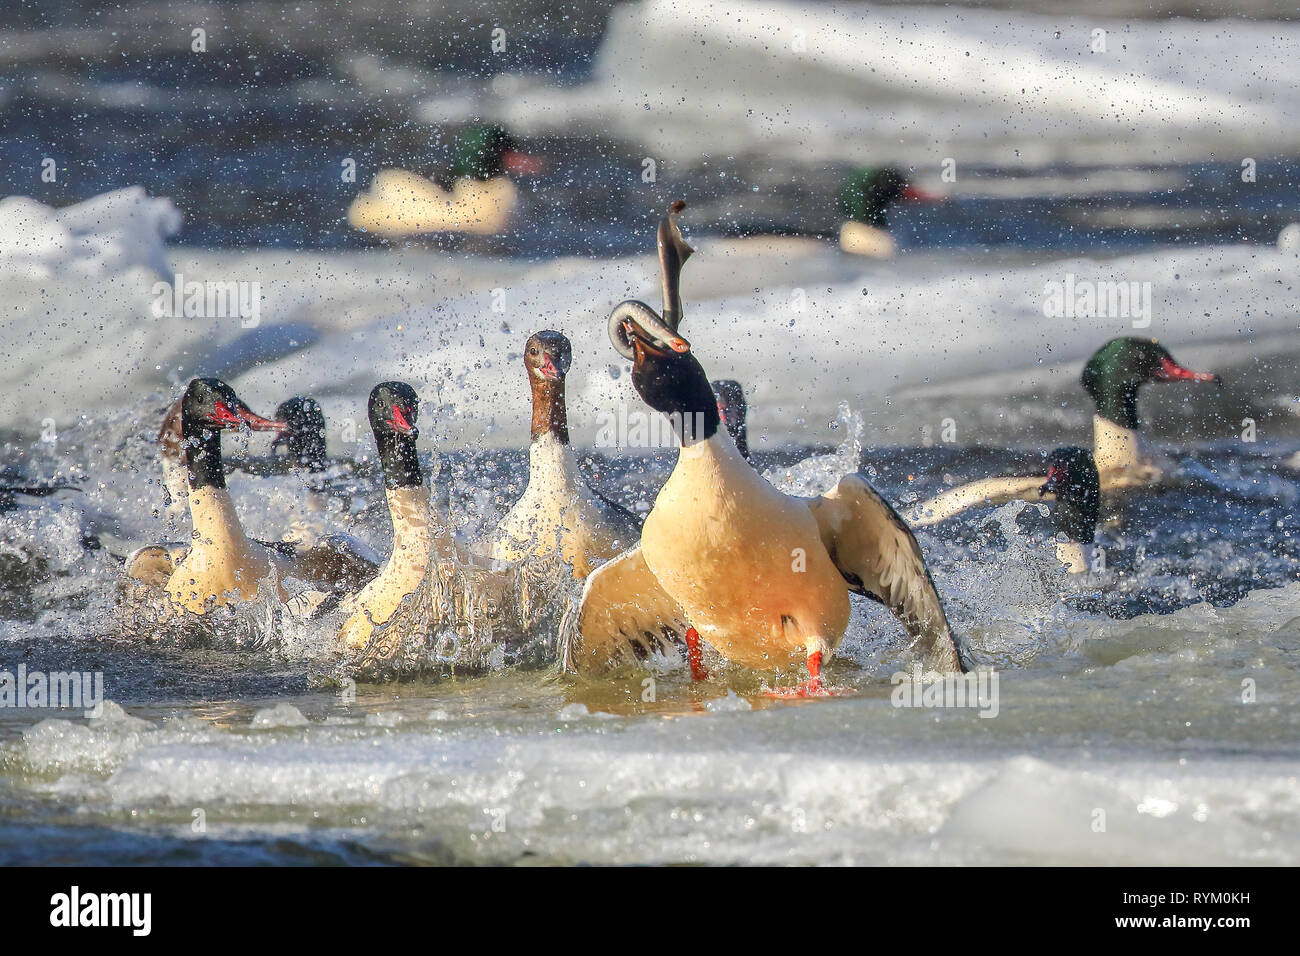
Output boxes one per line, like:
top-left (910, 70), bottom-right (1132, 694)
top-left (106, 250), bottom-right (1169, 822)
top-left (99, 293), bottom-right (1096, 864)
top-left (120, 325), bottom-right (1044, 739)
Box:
top-left (762, 651), bottom-right (846, 698)
top-left (684, 626), bottom-right (709, 682)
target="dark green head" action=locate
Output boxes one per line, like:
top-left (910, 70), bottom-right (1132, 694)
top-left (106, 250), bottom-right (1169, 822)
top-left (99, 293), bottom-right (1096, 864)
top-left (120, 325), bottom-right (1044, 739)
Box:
top-left (180, 378), bottom-right (285, 491)
top-left (1039, 446), bottom-right (1100, 544)
top-left (367, 381), bottom-right (422, 488)
top-left (627, 338), bottom-right (721, 447)
top-left (837, 166), bottom-right (935, 227)
top-left (270, 396), bottom-right (327, 471)
top-left (1080, 337), bottom-right (1219, 430)
top-left (450, 123), bottom-right (539, 180)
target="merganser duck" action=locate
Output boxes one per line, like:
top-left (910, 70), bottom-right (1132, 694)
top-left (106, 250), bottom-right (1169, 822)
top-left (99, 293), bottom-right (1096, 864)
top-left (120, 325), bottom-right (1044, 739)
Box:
top-left (159, 393), bottom-right (341, 515)
top-left (337, 382), bottom-right (432, 650)
top-left (910, 447), bottom-right (1100, 573)
top-left (336, 382), bottom-right (568, 675)
top-left (347, 123), bottom-right (542, 238)
top-left (131, 378), bottom-right (291, 611)
top-left (1082, 337), bottom-right (1220, 488)
top-left (903, 337), bottom-right (1219, 526)
top-left (837, 167), bottom-right (940, 258)
top-left (263, 397), bottom-right (328, 473)
top-left (711, 379), bottom-right (749, 461)
top-left (564, 204), bottom-right (966, 691)
top-left (129, 378), bottom-right (377, 612)
top-left (483, 330), bottom-right (641, 579)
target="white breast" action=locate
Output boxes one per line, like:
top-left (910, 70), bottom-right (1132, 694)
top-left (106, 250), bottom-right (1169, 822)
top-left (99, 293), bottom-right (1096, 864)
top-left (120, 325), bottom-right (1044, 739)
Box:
top-left (337, 484), bottom-right (432, 650)
top-left (163, 487), bottom-right (287, 613)
top-left (489, 434), bottom-right (636, 578)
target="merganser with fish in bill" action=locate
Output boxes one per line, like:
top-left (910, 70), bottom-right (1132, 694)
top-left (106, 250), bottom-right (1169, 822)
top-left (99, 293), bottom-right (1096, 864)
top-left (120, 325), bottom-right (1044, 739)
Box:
top-left (562, 203), bottom-right (967, 693)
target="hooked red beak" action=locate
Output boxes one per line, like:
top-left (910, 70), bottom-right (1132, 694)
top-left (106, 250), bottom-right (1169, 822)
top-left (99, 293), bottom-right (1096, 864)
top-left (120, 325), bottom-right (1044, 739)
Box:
top-left (388, 404), bottom-right (416, 435)
top-left (1155, 355), bottom-right (1220, 385)
top-left (537, 355), bottom-right (565, 381)
top-left (502, 150), bottom-right (543, 176)
top-left (901, 184), bottom-right (943, 202)
top-left (1040, 463), bottom-right (1064, 496)
top-left (211, 401), bottom-right (286, 432)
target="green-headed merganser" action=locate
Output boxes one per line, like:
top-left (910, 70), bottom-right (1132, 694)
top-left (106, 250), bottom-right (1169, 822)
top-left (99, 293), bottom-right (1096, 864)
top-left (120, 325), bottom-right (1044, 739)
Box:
top-left (564, 204), bottom-right (966, 692)
top-left (904, 337), bottom-right (1219, 527)
top-left (483, 330), bottom-right (641, 579)
top-left (910, 447), bottom-right (1100, 573)
top-left (337, 382), bottom-right (434, 650)
top-left (335, 382), bottom-right (564, 673)
top-left (129, 378), bottom-right (377, 613)
top-left (1082, 337), bottom-right (1220, 488)
top-left (837, 166), bottom-right (940, 258)
top-left (711, 379), bottom-right (749, 461)
top-left (159, 393), bottom-right (342, 515)
top-left (347, 123), bottom-right (542, 238)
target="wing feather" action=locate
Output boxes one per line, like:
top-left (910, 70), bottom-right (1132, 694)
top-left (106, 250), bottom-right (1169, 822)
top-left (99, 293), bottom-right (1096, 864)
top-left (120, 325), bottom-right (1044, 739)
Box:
top-left (561, 545), bottom-right (688, 674)
top-left (808, 475), bottom-right (967, 674)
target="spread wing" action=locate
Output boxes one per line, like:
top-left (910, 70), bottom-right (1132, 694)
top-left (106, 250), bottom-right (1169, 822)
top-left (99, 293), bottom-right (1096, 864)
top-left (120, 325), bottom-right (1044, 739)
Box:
top-left (904, 475), bottom-right (1047, 527)
top-left (808, 474), bottom-right (967, 674)
top-left (267, 533), bottom-right (381, 593)
top-left (560, 545), bottom-right (689, 675)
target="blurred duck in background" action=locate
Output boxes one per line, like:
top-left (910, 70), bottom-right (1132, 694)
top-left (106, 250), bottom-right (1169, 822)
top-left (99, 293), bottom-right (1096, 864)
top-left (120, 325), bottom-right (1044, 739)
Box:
top-left (837, 166), bottom-right (941, 258)
top-left (711, 379), bottom-right (750, 462)
top-left (347, 123), bottom-right (543, 238)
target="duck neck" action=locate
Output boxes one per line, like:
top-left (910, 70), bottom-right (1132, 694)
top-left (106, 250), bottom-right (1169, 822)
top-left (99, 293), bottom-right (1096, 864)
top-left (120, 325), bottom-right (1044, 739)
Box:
top-left (530, 379), bottom-right (569, 445)
top-left (732, 421), bottom-right (749, 460)
top-left (673, 429), bottom-right (753, 488)
top-left (295, 431), bottom-right (328, 472)
top-left (1093, 415), bottom-right (1142, 473)
top-left (376, 431), bottom-right (422, 490)
top-left (183, 423), bottom-right (227, 492)
top-left (383, 482), bottom-right (432, 569)
top-left (528, 429), bottom-right (577, 490)
top-left (188, 485), bottom-right (251, 553)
